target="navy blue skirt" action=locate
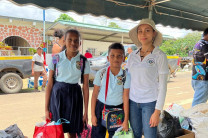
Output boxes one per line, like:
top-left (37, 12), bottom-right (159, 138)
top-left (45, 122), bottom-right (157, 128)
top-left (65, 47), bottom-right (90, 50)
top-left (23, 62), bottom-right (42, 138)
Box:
top-left (49, 81), bottom-right (83, 133)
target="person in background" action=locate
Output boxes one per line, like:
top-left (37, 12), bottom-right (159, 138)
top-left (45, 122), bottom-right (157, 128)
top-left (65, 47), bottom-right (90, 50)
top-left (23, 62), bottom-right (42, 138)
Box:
top-left (192, 28), bottom-right (208, 107)
top-left (84, 50), bottom-right (93, 58)
top-left (52, 29), bottom-right (65, 55)
top-left (32, 47), bottom-right (47, 92)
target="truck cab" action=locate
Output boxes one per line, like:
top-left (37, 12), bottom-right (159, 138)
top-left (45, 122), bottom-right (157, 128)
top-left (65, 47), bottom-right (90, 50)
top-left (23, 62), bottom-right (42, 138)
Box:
top-left (0, 56), bottom-right (32, 93)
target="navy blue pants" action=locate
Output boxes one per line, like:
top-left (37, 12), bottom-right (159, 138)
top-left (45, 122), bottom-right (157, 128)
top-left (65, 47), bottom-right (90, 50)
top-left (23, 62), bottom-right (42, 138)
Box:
top-left (91, 100), bottom-right (123, 138)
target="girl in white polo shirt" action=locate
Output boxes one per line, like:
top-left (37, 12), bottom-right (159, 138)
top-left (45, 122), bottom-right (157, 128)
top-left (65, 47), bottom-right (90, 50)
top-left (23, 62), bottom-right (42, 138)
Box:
top-left (127, 19), bottom-right (169, 138)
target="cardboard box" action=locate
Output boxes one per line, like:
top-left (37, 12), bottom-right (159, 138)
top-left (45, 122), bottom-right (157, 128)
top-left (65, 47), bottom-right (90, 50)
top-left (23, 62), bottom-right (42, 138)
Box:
top-left (176, 129), bottom-right (195, 138)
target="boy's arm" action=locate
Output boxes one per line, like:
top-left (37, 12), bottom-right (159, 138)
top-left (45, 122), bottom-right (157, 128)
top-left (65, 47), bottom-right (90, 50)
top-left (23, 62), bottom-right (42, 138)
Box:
top-left (123, 88), bottom-right (130, 123)
top-left (83, 74), bottom-right (89, 124)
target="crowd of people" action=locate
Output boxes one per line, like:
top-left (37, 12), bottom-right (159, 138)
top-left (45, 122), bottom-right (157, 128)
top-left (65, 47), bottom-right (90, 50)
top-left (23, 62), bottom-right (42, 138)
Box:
top-left (31, 18), bottom-right (208, 138)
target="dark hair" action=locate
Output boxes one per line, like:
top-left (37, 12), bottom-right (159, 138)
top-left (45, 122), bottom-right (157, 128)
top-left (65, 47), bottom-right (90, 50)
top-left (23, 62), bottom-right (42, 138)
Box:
top-left (62, 45), bottom-right (66, 51)
top-left (203, 28), bottom-right (208, 36)
top-left (108, 43), bottom-right (125, 55)
top-left (53, 29), bottom-right (64, 39)
top-left (64, 29), bottom-right (81, 40)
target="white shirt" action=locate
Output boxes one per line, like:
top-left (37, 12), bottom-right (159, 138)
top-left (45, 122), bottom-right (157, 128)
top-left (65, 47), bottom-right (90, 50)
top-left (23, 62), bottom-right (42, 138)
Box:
top-left (127, 47), bottom-right (169, 109)
top-left (32, 53), bottom-right (44, 72)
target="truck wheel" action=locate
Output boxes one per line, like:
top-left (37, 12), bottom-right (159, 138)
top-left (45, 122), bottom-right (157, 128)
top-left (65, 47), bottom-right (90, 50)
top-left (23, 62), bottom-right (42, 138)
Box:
top-left (0, 73), bottom-right (23, 94)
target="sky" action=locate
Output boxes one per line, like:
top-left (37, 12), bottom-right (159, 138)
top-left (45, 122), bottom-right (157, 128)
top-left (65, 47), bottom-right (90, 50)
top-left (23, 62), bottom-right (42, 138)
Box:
top-left (0, 0), bottom-right (195, 38)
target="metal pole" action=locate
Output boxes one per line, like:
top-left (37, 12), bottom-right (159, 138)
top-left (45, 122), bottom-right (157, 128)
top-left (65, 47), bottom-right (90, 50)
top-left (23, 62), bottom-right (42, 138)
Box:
top-left (43, 10), bottom-right (46, 42)
top-left (121, 33), bottom-right (124, 44)
top-left (148, 1), bottom-right (153, 19)
top-left (47, 35), bottom-right (48, 54)
top-left (43, 9), bottom-right (46, 65)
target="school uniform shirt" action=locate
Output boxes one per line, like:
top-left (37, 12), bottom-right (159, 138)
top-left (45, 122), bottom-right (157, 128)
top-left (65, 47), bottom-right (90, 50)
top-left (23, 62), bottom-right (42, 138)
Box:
top-left (93, 67), bottom-right (131, 106)
top-left (48, 50), bottom-right (90, 84)
top-left (32, 53), bottom-right (44, 72)
top-left (127, 47), bottom-right (169, 110)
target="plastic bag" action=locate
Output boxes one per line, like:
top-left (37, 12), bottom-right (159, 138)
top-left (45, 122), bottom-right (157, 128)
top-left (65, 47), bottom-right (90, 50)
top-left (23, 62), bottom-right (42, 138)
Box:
top-left (180, 103), bottom-right (208, 138)
top-left (157, 110), bottom-right (184, 138)
top-left (1, 124), bottom-right (25, 138)
top-left (166, 103), bottom-right (184, 117)
top-left (0, 130), bottom-right (12, 138)
top-left (33, 118), bottom-right (69, 138)
top-left (76, 123), bottom-right (92, 138)
top-left (113, 127), bottom-right (134, 138)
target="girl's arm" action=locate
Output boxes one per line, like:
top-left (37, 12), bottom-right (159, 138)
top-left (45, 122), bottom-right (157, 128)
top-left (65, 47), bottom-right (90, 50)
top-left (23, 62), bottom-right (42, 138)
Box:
top-left (83, 74), bottom-right (89, 124)
top-left (91, 85), bottom-right (100, 126)
top-left (122, 88), bottom-right (130, 131)
top-left (45, 70), bottom-right (54, 120)
top-left (155, 74), bottom-right (168, 110)
top-left (150, 74), bottom-right (168, 127)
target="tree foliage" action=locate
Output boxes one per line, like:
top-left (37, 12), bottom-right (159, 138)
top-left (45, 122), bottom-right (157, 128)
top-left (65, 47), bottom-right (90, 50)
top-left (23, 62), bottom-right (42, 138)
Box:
top-left (55, 14), bottom-right (76, 22)
top-left (108, 22), bottom-right (121, 28)
top-left (160, 32), bottom-right (201, 57)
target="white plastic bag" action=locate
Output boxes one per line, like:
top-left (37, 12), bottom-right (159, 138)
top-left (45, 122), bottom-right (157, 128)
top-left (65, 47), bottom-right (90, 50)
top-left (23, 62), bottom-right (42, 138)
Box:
top-left (166, 103), bottom-right (184, 117)
top-left (180, 103), bottom-right (208, 138)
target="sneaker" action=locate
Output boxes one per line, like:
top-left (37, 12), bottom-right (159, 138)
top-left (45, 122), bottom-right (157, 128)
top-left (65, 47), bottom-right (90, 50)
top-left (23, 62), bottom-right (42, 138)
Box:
top-left (42, 87), bottom-right (46, 91)
top-left (33, 88), bottom-right (40, 92)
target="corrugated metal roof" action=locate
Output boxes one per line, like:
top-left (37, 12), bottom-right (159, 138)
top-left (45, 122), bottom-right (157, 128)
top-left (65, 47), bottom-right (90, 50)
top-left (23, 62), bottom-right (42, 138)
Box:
top-left (46, 20), bottom-right (174, 44)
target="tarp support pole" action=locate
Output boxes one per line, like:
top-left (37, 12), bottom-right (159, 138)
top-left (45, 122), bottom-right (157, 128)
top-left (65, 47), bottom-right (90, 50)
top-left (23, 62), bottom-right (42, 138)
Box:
top-left (46, 35), bottom-right (48, 54)
top-left (148, 1), bottom-right (153, 19)
top-left (43, 9), bottom-right (46, 65)
top-left (43, 9), bottom-right (45, 42)
top-left (121, 33), bottom-right (124, 44)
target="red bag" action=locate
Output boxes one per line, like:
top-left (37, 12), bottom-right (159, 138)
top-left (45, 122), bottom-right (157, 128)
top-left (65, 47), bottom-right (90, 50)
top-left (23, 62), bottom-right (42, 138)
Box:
top-left (33, 119), bottom-right (69, 138)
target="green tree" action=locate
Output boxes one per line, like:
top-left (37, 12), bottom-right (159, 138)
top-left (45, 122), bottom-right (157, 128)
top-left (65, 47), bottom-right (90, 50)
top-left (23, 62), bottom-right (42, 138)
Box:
top-left (55, 14), bottom-right (76, 22)
top-left (160, 32), bottom-right (201, 57)
top-left (29, 48), bottom-right (37, 55)
top-left (108, 22), bottom-right (121, 28)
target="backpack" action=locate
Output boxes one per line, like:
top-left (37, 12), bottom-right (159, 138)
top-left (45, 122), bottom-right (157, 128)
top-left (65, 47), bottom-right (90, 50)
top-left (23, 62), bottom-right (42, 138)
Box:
top-left (52, 54), bottom-right (87, 84)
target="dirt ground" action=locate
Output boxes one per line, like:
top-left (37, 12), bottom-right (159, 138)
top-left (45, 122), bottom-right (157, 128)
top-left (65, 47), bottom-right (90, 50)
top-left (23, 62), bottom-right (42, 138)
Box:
top-left (0, 71), bottom-right (195, 137)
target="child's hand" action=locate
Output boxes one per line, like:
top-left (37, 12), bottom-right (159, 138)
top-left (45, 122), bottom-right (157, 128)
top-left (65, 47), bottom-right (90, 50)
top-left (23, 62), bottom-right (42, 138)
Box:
top-left (122, 121), bottom-right (129, 132)
top-left (45, 110), bottom-right (51, 121)
top-left (83, 112), bottom-right (88, 125)
top-left (91, 115), bottom-right (97, 126)
top-left (149, 110), bottom-right (160, 127)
